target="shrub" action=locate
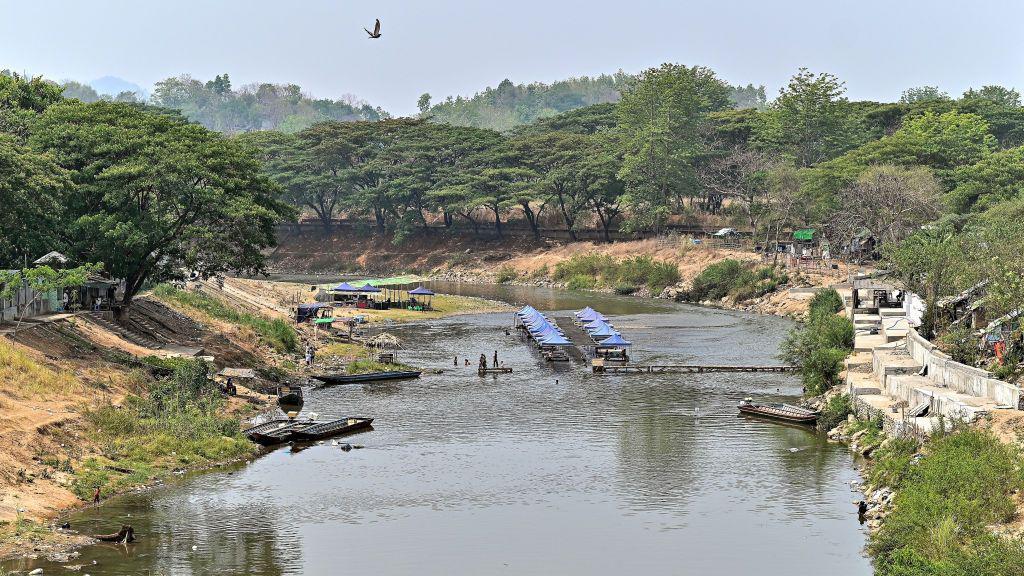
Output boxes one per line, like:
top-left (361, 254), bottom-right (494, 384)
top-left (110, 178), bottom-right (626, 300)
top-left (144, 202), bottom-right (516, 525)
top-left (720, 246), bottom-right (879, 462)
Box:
top-left (781, 307), bottom-right (855, 395)
top-left (816, 393), bottom-right (853, 432)
top-left (613, 282), bottom-right (637, 295)
top-left (566, 274), bottom-right (597, 291)
top-left (686, 260), bottom-right (786, 303)
top-left (553, 254), bottom-right (618, 282)
top-left (495, 265), bottom-right (519, 284)
top-left (809, 288), bottom-right (844, 316)
top-left (617, 255), bottom-right (681, 293)
top-left (939, 324), bottom-right (980, 366)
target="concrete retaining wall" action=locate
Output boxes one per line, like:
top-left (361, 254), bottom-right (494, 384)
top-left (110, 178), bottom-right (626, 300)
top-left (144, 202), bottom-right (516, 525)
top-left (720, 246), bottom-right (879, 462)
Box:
top-left (906, 328), bottom-right (1022, 408)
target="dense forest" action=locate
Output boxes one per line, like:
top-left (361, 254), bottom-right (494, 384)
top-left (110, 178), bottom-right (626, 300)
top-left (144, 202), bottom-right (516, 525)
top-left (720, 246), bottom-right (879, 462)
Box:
top-left (60, 73), bottom-right (387, 134)
top-left (418, 71), bottom-right (767, 131)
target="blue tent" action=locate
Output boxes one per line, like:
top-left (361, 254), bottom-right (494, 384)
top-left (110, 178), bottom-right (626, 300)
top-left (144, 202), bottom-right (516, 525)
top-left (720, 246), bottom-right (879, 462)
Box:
top-left (332, 282), bottom-right (358, 292)
top-left (599, 333), bottom-right (631, 346)
top-left (589, 324), bottom-right (618, 338)
top-left (585, 320), bottom-right (612, 333)
top-left (360, 284), bottom-right (382, 293)
top-left (575, 306), bottom-right (596, 318)
top-left (538, 333), bottom-right (571, 346)
top-left (409, 286), bottom-right (435, 296)
top-left (577, 309), bottom-right (607, 322)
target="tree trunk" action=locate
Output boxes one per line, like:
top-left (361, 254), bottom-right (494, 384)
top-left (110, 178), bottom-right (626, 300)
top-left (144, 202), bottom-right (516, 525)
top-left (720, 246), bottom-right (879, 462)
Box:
top-left (491, 205), bottom-right (503, 239)
top-left (374, 206), bottom-right (386, 235)
top-left (520, 202), bottom-right (541, 241)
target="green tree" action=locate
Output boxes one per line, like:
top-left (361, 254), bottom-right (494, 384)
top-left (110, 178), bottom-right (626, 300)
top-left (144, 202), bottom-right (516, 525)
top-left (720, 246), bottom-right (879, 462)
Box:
top-left (884, 226), bottom-right (967, 338)
top-left (899, 86), bottom-right (950, 104)
top-left (616, 63), bottom-right (731, 232)
top-left (962, 85), bottom-right (1021, 108)
top-left (31, 100), bottom-right (292, 316)
top-left (757, 68), bottom-right (864, 167)
top-left (0, 135), bottom-right (73, 266)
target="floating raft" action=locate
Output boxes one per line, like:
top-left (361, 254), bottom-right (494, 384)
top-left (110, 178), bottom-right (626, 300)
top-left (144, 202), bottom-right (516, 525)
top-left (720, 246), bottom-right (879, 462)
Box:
top-left (592, 363), bottom-right (796, 374)
top-left (478, 367), bottom-right (513, 376)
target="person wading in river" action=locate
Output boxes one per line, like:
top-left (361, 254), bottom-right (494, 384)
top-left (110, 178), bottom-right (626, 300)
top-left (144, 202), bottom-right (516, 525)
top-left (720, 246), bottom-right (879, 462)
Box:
top-left (479, 354), bottom-right (487, 369)
top-left (493, 350), bottom-right (498, 368)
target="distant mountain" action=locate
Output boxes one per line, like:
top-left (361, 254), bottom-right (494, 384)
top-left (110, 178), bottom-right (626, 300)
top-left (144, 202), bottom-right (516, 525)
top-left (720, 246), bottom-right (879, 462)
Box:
top-left (89, 76), bottom-right (146, 98)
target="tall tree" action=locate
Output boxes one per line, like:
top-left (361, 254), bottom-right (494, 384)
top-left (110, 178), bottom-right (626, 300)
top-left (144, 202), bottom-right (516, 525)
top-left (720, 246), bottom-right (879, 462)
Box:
top-left (757, 68), bottom-right (864, 167)
top-left (31, 101), bottom-right (292, 316)
top-left (616, 63), bottom-right (731, 232)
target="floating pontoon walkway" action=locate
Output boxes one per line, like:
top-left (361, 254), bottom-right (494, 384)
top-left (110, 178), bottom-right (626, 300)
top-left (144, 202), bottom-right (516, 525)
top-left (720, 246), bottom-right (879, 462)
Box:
top-left (592, 363), bottom-right (797, 374)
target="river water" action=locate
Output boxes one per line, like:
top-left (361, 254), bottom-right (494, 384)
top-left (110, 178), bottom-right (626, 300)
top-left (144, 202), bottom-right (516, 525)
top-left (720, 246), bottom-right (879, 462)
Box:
top-left (5, 284), bottom-right (871, 575)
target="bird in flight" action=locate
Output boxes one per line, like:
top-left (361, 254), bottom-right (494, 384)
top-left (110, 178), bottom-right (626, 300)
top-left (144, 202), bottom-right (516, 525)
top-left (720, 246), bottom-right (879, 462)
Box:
top-left (364, 19), bottom-right (381, 39)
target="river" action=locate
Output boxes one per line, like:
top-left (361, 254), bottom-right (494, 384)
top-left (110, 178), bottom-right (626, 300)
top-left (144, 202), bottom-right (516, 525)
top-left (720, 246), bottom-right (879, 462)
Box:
top-left (5, 284), bottom-right (871, 575)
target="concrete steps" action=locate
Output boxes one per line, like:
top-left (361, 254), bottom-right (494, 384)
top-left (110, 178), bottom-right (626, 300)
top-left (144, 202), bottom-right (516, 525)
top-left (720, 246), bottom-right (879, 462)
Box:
top-left (86, 312), bottom-right (163, 350)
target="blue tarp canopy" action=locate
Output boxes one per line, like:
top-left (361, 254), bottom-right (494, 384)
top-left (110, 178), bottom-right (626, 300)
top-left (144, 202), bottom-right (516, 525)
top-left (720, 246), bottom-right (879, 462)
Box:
top-left (599, 333), bottom-right (631, 346)
top-left (585, 319), bottom-right (612, 333)
top-left (538, 333), bottom-right (571, 346)
top-left (575, 306), bottom-right (596, 318)
top-left (332, 282), bottom-right (358, 292)
top-left (359, 284), bottom-right (382, 293)
top-left (589, 324), bottom-right (618, 338)
top-left (409, 286), bottom-right (435, 296)
top-left (577, 308), bottom-right (607, 322)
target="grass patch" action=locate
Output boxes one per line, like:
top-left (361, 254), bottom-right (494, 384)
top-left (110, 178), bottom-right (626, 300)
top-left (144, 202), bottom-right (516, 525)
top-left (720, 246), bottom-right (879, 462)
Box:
top-left (871, 429), bottom-right (1024, 575)
top-left (684, 259), bottom-right (788, 303)
top-left (553, 254), bottom-right (680, 294)
top-left (152, 284), bottom-right (298, 353)
top-left (0, 338), bottom-right (83, 399)
top-left (345, 358), bottom-right (415, 374)
top-left (75, 359), bottom-right (255, 500)
top-left (346, 294), bottom-right (505, 324)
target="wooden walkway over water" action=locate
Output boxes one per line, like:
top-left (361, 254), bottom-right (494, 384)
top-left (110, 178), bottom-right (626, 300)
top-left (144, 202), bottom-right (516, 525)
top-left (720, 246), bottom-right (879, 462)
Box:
top-left (592, 363), bottom-right (797, 374)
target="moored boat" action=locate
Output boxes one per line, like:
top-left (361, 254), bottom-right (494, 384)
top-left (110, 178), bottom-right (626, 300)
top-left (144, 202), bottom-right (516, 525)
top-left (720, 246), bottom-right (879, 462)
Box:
top-left (244, 419), bottom-right (318, 445)
top-left (291, 417), bottom-right (374, 441)
top-left (312, 370), bottom-right (422, 385)
top-left (737, 398), bottom-right (818, 424)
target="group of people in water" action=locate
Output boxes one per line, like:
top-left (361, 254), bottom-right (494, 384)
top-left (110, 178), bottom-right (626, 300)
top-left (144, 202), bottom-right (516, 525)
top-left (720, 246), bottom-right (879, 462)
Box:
top-left (453, 351), bottom-right (503, 369)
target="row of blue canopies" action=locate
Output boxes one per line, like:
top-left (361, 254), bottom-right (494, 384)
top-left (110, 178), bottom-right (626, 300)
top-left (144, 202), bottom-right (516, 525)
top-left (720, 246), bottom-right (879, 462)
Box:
top-left (516, 305), bottom-right (572, 346)
top-left (574, 307), bottom-right (631, 347)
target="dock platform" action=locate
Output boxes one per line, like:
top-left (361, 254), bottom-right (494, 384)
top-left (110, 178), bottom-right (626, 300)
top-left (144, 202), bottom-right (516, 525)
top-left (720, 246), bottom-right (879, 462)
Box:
top-left (592, 363), bottom-right (796, 374)
top-left (479, 367), bottom-right (513, 376)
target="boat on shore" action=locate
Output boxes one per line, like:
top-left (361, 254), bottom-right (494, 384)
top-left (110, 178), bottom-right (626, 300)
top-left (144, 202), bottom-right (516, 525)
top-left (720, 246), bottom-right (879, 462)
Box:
top-left (737, 398), bottom-right (819, 425)
top-left (311, 370), bottom-right (422, 385)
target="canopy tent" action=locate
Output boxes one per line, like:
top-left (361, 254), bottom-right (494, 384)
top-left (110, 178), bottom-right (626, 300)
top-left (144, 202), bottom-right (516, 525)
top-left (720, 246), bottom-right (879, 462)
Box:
top-left (296, 302), bottom-right (333, 323)
top-left (588, 323), bottom-right (618, 338)
top-left (584, 319), bottom-right (613, 333)
top-left (576, 308), bottom-right (607, 322)
top-left (599, 333), bottom-right (631, 346)
top-left (574, 306), bottom-right (596, 318)
top-left (409, 286), bottom-right (435, 296)
top-left (359, 284), bottom-right (382, 293)
top-left (538, 333), bottom-right (571, 346)
top-left (331, 282), bottom-right (358, 292)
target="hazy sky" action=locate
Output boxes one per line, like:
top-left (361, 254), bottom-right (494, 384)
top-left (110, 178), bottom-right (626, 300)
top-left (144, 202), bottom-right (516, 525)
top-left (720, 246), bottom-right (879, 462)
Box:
top-left (3, 0), bottom-right (1022, 115)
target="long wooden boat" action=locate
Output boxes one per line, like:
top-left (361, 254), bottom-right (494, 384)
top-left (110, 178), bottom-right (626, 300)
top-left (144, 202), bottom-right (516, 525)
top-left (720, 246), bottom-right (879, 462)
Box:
top-left (291, 417), bottom-right (374, 441)
top-left (277, 384), bottom-right (304, 406)
top-left (311, 370), bottom-right (422, 386)
top-left (737, 399), bottom-right (819, 425)
top-left (244, 419), bottom-right (319, 445)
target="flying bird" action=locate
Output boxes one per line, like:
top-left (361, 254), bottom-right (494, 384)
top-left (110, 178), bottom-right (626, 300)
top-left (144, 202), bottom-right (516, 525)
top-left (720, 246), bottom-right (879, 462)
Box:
top-left (364, 18), bottom-right (381, 39)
